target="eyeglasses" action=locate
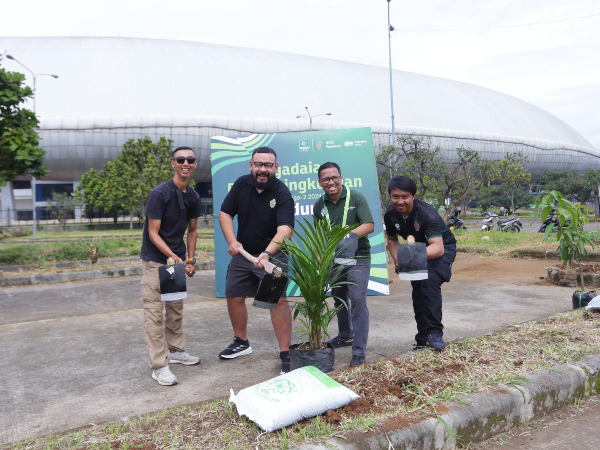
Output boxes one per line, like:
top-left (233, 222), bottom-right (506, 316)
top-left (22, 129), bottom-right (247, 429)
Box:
top-left (174, 157), bottom-right (196, 165)
top-left (251, 162), bottom-right (275, 169)
top-left (319, 176), bottom-right (341, 184)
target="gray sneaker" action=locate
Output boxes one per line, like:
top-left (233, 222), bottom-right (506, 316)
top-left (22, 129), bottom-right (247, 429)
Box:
top-left (152, 365), bottom-right (178, 386)
top-left (168, 350), bottom-right (201, 365)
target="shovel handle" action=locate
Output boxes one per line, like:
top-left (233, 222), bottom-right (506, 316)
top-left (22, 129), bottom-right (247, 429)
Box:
top-left (237, 247), bottom-right (278, 274)
top-left (237, 247), bottom-right (256, 264)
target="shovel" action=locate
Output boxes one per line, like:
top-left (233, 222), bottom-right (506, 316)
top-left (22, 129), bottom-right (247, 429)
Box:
top-left (237, 247), bottom-right (288, 310)
top-left (158, 257), bottom-right (188, 301)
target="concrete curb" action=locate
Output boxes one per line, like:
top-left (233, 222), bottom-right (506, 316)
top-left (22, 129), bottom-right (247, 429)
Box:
top-left (0, 261), bottom-right (215, 287)
top-left (292, 354), bottom-right (600, 450)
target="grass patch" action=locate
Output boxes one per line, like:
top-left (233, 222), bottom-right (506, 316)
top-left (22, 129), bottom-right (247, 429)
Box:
top-left (8, 309), bottom-right (600, 450)
top-left (0, 237), bottom-right (214, 266)
top-left (453, 229), bottom-right (597, 256)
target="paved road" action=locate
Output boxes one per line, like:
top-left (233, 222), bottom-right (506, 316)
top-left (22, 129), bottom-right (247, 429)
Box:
top-left (475, 398), bottom-right (600, 450)
top-left (0, 258), bottom-right (576, 444)
top-left (463, 218), bottom-right (600, 233)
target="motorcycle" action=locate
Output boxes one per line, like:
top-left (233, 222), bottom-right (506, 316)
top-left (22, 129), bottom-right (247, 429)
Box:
top-left (538, 208), bottom-right (570, 233)
top-left (446, 207), bottom-right (467, 230)
top-left (481, 212), bottom-right (498, 231)
top-left (481, 212), bottom-right (523, 232)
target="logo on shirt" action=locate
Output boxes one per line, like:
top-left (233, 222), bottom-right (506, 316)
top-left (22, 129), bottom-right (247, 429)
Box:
top-left (395, 223), bottom-right (400, 230)
top-left (270, 199), bottom-right (276, 208)
top-left (414, 221), bottom-right (420, 231)
top-left (299, 139), bottom-right (310, 152)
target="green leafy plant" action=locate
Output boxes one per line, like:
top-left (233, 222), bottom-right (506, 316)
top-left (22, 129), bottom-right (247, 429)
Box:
top-left (532, 190), bottom-right (594, 292)
top-left (276, 218), bottom-right (359, 350)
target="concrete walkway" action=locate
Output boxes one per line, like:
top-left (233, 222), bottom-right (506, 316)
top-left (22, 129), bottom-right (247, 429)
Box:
top-left (0, 257), bottom-right (575, 445)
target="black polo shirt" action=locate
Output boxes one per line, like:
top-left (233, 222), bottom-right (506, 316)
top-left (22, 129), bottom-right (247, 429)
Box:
top-left (220, 174), bottom-right (295, 255)
top-left (384, 198), bottom-right (456, 248)
top-left (140, 181), bottom-right (202, 264)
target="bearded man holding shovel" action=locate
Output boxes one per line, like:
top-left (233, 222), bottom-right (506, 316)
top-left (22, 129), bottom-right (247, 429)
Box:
top-left (140, 146), bottom-right (202, 386)
top-left (219, 146), bottom-right (295, 374)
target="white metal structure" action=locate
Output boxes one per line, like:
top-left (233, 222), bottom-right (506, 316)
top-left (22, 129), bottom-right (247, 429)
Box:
top-left (0, 36), bottom-right (597, 187)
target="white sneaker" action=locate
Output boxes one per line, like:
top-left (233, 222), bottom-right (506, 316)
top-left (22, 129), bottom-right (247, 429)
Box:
top-left (152, 365), bottom-right (178, 386)
top-left (168, 350), bottom-right (201, 365)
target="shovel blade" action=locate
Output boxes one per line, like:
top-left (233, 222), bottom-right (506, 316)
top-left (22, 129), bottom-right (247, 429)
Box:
top-left (252, 273), bottom-right (288, 309)
top-left (158, 263), bottom-right (187, 302)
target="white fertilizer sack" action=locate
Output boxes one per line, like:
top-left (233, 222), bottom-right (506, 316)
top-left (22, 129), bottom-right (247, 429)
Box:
top-left (585, 297), bottom-right (600, 311)
top-left (229, 365), bottom-right (359, 432)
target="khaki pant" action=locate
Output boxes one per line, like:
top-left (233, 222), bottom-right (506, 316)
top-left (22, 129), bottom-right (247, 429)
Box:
top-left (141, 260), bottom-right (186, 369)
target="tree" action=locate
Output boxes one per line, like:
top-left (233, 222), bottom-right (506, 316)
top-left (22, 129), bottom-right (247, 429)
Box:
top-left (537, 169), bottom-right (600, 204)
top-left (478, 185), bottom-right (535, 213)
top-left (0, 59), bottom-right (48, 185)
top-left (46, 192), bottom-right (80, 230)
top-left (498, 151), bottom-right (531, 214)
top-left (77, 136), bottom-right (193, 229)
top-left (377, 136), bottom-right (445, 207)
top-left (436, 148), bottom-right (501, 215)
top-left (376, 135), bottom-right (501, 216)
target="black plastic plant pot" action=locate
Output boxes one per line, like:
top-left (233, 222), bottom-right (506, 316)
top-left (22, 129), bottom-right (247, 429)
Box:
top-left (290, 343), bottom-right (335, 373)
top-left (572, 291), bottom-right (597, 309)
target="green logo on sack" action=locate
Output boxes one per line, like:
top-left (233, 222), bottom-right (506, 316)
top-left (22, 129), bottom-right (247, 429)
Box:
top-left (260, 379), bottom-right (298, 396)
top-left (344, 141), bottom-right (354, 147)
top-left (326, 141), bottom-right (335, 144)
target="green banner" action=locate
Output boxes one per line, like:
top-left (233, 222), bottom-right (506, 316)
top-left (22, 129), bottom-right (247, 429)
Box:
top-left (210, 127), bottom-right (389, 297)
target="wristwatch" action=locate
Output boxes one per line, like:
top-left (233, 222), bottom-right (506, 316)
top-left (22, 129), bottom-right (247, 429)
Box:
top-left (187, 257), bottom-right (196, 265)
top-left (261, 250), bottom-right (273, 259)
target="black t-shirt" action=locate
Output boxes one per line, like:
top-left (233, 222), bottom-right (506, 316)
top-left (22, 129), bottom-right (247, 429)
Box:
top-left (140, 181), bottom-right (202, 264)
top-left (220, 174), bottom-right (295, 255)
top-left (384, 198), bottom-right (456, 248)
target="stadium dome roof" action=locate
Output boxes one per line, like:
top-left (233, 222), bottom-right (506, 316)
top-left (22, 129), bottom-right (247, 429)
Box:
top-left (0, 36), bottom-right (597, 182)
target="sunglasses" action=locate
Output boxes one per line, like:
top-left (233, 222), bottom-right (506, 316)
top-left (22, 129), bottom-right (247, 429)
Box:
top-left (174, 157), bottom-right (196, 165)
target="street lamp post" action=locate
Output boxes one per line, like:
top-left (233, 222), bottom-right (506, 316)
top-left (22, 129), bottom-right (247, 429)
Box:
top-left (5, 54), bottom-right (59, 239)
top-left (387, 0), bottom-right (396, 149)
top-left (296, 107), bottom-right (331, 131)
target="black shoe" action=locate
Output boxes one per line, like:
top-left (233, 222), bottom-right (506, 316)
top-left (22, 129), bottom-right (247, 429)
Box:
top-left (427, 333), bottom-right (446, 352)
top-left (280, 351), bottom-right (290, 375)
top-left (327, 335), bottom-right (353, 348)
top-left (219, 336), bottom-right (252, 359)
top-left (350, 356), bottom-right (365, 367)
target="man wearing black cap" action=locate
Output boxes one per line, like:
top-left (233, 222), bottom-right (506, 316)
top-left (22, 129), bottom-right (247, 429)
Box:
top-left (219, 146), bottom-right (295, 374)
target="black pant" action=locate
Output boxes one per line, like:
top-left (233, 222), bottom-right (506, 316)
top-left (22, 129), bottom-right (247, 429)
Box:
top-left (410, 244), bottom-right (456, 344)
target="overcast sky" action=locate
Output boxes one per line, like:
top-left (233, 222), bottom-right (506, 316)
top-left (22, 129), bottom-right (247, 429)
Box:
top-left (2, 0), bottom-right (599, 149)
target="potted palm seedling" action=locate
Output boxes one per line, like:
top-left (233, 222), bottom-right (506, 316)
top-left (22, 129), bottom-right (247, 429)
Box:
top-left (276, 217), bottom-right (359, 373)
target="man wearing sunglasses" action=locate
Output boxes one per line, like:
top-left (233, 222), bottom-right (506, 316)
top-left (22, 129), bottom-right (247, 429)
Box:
top-left (313, 162), bottom-right (374, 368)
top-left (219, 147), bottom-right (295, 374)
top-left (140, 146), bottom-right (202, 386)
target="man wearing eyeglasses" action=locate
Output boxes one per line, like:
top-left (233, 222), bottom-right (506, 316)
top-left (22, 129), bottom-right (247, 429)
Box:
top-left (313, 162), bottom-right (374, 368)
top-left (140, 146), bottom-right (202, 386)
top-left (219, 147), bottom-right (295, 374)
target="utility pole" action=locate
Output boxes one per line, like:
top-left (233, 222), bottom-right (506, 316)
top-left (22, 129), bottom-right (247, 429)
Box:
top-left (387, 0), bottom-right (396, 149)
top-left (6, 54), bottom-right (59, 239)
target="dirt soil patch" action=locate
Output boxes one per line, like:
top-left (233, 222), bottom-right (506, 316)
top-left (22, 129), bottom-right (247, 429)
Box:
top-left (388, 254), bottom-right (550, 284)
